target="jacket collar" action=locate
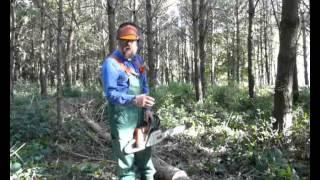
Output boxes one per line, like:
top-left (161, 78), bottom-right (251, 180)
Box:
top-left (113, 50), bottom-right (137, 63)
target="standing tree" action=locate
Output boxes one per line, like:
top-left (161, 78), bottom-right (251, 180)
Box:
top-left (146, 0), bottom-right (156, 87)
top-left (56, 0), bottom-right (64, 127)
top-left (273, 0), bottom-right (300, 134)
top-left (301, 11), bottom-right (309, 86)
top-left (64, 0), bottom-right (75, 90)
top-left (192, 0), bottom-right (203, 102)
top-left (10, 0), bottom-right (16, 103)
top-left (107, 0), bottom-right (116, 53)
top-left (36, 0), bottom-right (48, 97)
top-left (247, 0), bottom-right (256, 98)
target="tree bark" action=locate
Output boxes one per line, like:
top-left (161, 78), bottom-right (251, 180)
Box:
top-left (293, 60), bottom-right (299, 104)
top-left (263, 0), bottom-right (270, 85)
top-left (192, 0), bottom-right (203, 102)
top-left (10, 0), bottom-right (16, 103)
top-left (273, 0), bottom-right (300, 135)
top-left (39, 0), bottom-right (48, 97)
top-left (107, 0), bottom-right (116, 54)
top-left (235, 0), bottom-right (240, 83)
top-left (64, 0), bottom-right (75, 90)
top-left (199, 0), bottom-right (207, 98)
top-left (248, 0), bottom-right (255, 98)
top-left (57, 0), bottom-right (64, 127)
top-left (146, 0), bottom-right (156, 87)
top-left (301, 11), bottom-right (309, 86)
top-left (153, 156), bottom-right (190, 180)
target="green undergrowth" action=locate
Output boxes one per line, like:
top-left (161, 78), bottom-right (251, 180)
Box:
top-left (10, 82), bottom-right (309, 179)
top-left (151, 83), bottom-right (309, 179)
top-left (10, 82), bottom-right (109, 179)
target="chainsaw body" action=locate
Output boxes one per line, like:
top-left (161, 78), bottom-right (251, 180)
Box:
top-left (123, 113), bottom-right (187, 154)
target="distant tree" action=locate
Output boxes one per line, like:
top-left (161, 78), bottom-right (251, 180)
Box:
top-left (10, 0), bottom-right (16, 103)
top-left (107, 0), bottom-right (116, 53)
top-left (247, 0), bottom-right (256, 98)
top-left (56, 0), bottom-right (64, 127)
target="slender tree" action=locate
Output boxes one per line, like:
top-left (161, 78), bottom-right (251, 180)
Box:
top-left (273, 0), bottom-right (300, 134)
top-left (146, 0), bottom-right (156, 87)
top-left (56, 0), bottom-right (64, 127)
top-left (10, 0), bottom-right (16, 103)
top-left (64, 0), bottom-right (75, 90)
top-left (38, 0), bottom-right (48, 97)
top-left (192, 0), bottom-right (203, 102)
top-left (107, 0), bottom-right (116, 53)
top-left (247, 0), bottom-right (255, 98)
top-left (301, 11), bottom-right (309, 86)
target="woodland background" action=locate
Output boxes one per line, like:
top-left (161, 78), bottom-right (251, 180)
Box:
top-left (10, 0), bottom-right (310, 179)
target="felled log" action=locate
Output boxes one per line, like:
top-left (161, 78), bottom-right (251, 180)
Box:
top-left (78, 108), bottom-right (190, 180)
top-left (152, 156), bottom-right (190, 180)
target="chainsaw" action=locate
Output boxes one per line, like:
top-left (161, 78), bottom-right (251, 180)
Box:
top-left (123, 113), bottom-right (189, 154)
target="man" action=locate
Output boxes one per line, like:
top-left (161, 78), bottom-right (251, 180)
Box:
top-left (101, 22), bottom-right (156, 180)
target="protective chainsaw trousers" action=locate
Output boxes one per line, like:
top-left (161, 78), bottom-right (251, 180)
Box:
top-left (107, 70), bottom-right (156, 180)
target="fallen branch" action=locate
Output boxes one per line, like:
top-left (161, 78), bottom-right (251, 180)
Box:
top-left (56, 144), bottom-right (116, 163)
top-left (78, 108), bottom-right (111, 141)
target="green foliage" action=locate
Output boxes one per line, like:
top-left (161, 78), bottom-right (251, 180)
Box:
top-left (10, 82), bottom-right (309, 179)
top-left (10, 96), bottom-right (53, 145)
top-left (250, 147), bottom-right (298, 179)
top-left (150, 82), bottom-right (195, 111)
top-left (63, 84), bottom-right (104, 99)
top-left (152, 83), bottom-right (309, 179)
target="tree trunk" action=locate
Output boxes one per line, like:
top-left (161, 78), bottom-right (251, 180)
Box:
top-left (301, 11), bottom-right (309, 86)
top-left (155, 18), bottom-right (160, 86)
top-left (131, 0), bottom-right (138, 24)
top-left (293, 60), bottom-right (299, 104)
top-left (146, 0), bottom-right (157, 87)
top-left (259, 26), bottom-right (264, 86)
top-left (107, 0), bottom-right (116, 54)
top-left (65, 0), bottom-right (75, 90)
top-left (39, 0), bottom-right (48, 97)
top-left (153, 156), bottom-right (190, 180)
top-left (263, 0), bottom-right (270, 85)
top-left (57, 0), bottom-right (64, 127)
top-left (248, 0), bottom-right (255, 98)
top-left (235, 0), bottom-right (240, 83)
top-left (165, 31), bottom-right (170, 85)
top-left (184, 28), bottom-right (189, 84)
top-left (199, 0), bottom-right (207, 98)
top-left (48, 24), bottom-right (55, 89)
top-left (10, 0), bottom-right (16, 103)
top-left (192, 0), bottom-right (203, 102)
top-left (273, 0), bottom-right (300, 135)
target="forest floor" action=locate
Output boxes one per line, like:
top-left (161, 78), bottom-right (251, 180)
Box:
top-left (10, 84), bottom-right (310, 179)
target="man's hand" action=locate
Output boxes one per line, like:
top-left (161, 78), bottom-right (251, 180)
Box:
top-left (132, 94), bottom-right (155, 108)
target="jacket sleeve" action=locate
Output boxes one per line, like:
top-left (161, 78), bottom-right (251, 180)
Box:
top-left (101, 58), bottom-right (135, 105)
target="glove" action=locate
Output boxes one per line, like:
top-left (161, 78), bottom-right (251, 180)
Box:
top-left (132, 94), bottom-right (155, 108)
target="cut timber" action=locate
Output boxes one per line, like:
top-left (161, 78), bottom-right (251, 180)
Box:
top-left (78, 108), bottom-right (190, 179)
top-left (153, 156), bottom-right (190, 180)
top-left (79, 108), bottom-right (111, 141)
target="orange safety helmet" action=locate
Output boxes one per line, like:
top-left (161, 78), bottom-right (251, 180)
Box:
top-left (117, 24), bottom-right (140, 41)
